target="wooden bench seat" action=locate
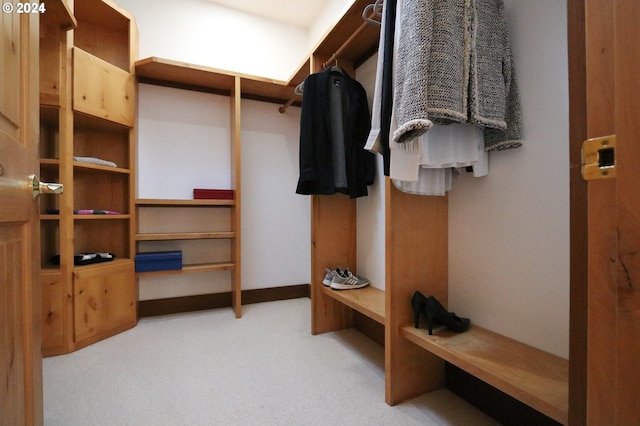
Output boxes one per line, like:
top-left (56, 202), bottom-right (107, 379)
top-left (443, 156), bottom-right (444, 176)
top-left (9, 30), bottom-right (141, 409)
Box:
top-left (401, 324), bottom-right (568, 425)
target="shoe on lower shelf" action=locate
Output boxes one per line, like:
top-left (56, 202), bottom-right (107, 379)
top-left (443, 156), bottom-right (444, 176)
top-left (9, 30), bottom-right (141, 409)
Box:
top-left (330, 268), bottom-right (369, 290)
top-left (323, 267), bottom-right (342, 286)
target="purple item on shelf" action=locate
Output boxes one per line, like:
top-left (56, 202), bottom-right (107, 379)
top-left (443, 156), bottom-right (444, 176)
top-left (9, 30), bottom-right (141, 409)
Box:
top-left (74, 209), bottom-right (121, 215)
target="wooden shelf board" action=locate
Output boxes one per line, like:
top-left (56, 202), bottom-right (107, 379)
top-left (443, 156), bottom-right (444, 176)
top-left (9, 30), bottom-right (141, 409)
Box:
top-left (136, 231), bottom-right (235, 241)
top-left (239, 77), bottom-right (298, 105)
top-left (321, 285), bottom-right (385, 324)
top-left (136, 262), bottom-right (234, 278)
top-left (40, 214), bottom-right (60, 221)
top-left (400, 324), bottom-right (568, 425)
top-left (73, 214), bottom-right (131, 220)
top-left (136, 199), bottom-right (234, 207)
top-left (40, 97), bottom-right (62, 112)
top-left (73, 161), bottom-right (130, 174)
top-left (73, 110), bottom-right (132, 132)
top-left (135, 57), bottom-right (297, 105)
top-left (40, 158), bottom-right (60, 167)
top-left (43, 0), bottom-right (77, 30)
top-left (41, 265), bottom-right (61, 274)
top-left (72, 257), bottom-right (133, 271)
top-left (136, 57), bottom-right (236, 92)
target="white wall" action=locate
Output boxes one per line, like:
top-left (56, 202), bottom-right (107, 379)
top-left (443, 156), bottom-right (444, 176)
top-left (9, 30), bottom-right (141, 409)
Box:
top-left (448, 0), bottom-right (570, 358)
top-left (117, 0), bottom-right (351, 81)
top-left (355, 55), bottom-right (386, 291)
top-left (137, 84), bottom-right (231, 199)
top-left (308, 0), bottom-right (357, 53)
top-left (239, 99), bottom-right (309, 290)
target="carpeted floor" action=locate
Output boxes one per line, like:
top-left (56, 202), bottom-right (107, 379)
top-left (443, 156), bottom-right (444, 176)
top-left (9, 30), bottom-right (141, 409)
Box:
top-left (43, 298), bottom-right (499, 425)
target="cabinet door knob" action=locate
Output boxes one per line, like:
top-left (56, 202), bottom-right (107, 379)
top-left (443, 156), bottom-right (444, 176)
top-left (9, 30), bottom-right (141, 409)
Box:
top-left (29, 174), bottom-right (64, 199)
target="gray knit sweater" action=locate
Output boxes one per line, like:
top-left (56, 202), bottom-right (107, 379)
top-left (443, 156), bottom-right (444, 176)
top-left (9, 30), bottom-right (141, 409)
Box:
top-left (393, 0), bottom-right (522, 151)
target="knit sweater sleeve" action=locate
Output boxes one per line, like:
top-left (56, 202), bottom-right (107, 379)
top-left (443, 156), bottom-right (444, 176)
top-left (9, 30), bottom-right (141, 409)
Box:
top-left (482, 0), bottom-right (523, 151)
top-left (392, 0), bottom-right (434, 143)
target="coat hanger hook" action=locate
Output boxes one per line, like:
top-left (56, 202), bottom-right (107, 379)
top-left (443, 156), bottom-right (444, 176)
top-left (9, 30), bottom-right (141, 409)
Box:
top-left (362, 3), bottom-right (381, 26)
top-left (374, 0), bottom-right (384, 16)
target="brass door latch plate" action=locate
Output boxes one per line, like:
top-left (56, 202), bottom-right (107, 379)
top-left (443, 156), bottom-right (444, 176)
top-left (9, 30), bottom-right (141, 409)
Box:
top-left (582, 135), bottom-right (616, 180)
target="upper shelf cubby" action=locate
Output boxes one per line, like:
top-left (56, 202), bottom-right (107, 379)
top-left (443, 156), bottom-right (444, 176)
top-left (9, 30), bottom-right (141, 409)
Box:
top-left (42, 0), bottom-right (77, 30)
top-left (73, 0), bottom-right (134, 71)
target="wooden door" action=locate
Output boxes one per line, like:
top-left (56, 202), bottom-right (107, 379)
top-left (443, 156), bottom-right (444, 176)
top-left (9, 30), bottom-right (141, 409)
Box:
top-left (580, 0), bottom-right (640, 424)
top-left (0, 9), bottom-right (43, 426)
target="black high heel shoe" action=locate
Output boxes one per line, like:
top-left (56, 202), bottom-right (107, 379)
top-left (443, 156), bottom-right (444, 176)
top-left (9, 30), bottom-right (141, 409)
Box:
top-left (411, 291), bottom-right (430, 328)
top-left (425, 295), bottom-right (470, 335)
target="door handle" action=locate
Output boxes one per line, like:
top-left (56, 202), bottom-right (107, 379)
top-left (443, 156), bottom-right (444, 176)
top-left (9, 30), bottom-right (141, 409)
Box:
top-left (29, 174), bottom-right (64, 199)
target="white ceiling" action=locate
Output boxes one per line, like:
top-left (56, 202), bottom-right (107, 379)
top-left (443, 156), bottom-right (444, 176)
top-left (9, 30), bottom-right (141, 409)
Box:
top-left (207, 0), bottom-right (329, 27)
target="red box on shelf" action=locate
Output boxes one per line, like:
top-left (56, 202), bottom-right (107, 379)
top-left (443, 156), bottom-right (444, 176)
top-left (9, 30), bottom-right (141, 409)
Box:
top-left (193, 188), bottom-right (235, 200)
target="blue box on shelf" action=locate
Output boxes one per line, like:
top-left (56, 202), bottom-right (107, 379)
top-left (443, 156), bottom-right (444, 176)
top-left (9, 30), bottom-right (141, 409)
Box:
top-left (135, 251), bottom-right (182, 272)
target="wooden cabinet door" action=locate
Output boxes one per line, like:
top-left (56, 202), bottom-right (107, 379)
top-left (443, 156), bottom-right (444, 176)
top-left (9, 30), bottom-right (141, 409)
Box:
top-left (73, 260), bottom-right (136, 344)
top-left (0, 10), bottom-right (42, 426)
top-left (72, 48), bottom-right (135, 127)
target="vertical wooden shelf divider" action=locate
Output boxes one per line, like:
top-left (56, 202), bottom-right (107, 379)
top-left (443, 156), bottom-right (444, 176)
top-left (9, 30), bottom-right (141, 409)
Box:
top-left (310, 194), bottom-right (358, 335)
top-left (385, 179), bottom-right (448, 404)
top-left (308, 52), bottom-right (357, 335)
top-left (230, 76), bottom-right (242, 318)
top-left (59, 21), bottom-right (75, 356)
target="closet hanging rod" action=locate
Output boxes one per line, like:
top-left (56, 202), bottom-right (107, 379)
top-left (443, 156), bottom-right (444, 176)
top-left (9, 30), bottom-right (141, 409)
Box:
top-left (278, 94), bottom-right (299, 114)
top-left (279, 8), bottom-right (379, 113)
top-left (321, 17), bottom-right (373, 70)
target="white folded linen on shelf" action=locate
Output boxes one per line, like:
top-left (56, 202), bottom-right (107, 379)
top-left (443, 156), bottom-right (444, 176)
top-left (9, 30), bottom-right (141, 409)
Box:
top-left (73, 156), bottom-right (118, 168)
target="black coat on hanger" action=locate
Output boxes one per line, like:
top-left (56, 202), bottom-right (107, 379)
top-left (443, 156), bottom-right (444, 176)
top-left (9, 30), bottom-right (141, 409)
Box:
top-left (296, 67), bottom-right (375, 199)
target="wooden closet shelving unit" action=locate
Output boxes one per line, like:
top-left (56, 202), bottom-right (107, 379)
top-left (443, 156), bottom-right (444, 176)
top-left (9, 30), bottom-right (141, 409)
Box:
top-left (39, 0), bottom-right (138, 356)
top-left (135, 200), bottom-right (236, 284)
top-left (133, 61), bottom-right (245, 317)
top-left (299, 1), bottom-right (569, 425)
top-left (135, 57), bottom-right (296, 105)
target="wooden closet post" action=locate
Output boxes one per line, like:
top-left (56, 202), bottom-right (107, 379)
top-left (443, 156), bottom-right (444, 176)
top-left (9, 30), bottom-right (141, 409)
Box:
top-left (58, 28), bottom-right (76, 356)
top-left (310, 194), bottom-right (357, 335)
top-left (230, 76), bottom-right (242, 318)
top-left (384, 178), bottom-right (448, 404)
top-left (128, 7), bottom-right (139, 262)
top-left (308, 53), bottom-right (361, 335)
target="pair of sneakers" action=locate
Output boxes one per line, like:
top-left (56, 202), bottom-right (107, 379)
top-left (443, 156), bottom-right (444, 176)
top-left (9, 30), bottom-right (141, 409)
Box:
top-left (323, 267), bottom-right (369, 290)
